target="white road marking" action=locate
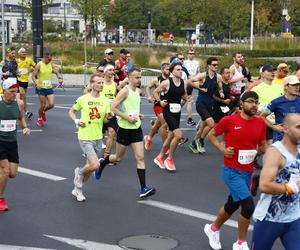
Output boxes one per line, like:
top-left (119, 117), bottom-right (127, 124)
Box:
top-left (180, 128), bottom-right (197, 131)
top-left (17, 129), bottom-right (43, 132)
top-left (0, 245), bottom-right (54, 250)
top-left (54, 105), bottom-right (71, 110)
top-left (44, 235), bottom-right (122, 250)
top-left (137, 199), bottom-right (253, 230)
top-left (18, 167), bottom-right (66, 181)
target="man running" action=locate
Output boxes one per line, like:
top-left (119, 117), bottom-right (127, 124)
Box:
top-left (260, 75), bottom-right (300, 143)
top-left (252, 113), bottom-right (300, 250)
top-left (187, 57), bottom-right (223, 154)
top-left (2, 47), bottom-right (18, 79)
top-left (153, 63), bottom-right (192, 171)
top-left (0, 78), bottom-right (30, 211)
top-left (144, 63), bottom-right (170, 152)
top-left (115, 48), bottom-right (129, 84)
top-left (69, 73), bottom-right (112, 201)
top-left (95, 65), bottom-right (156, 199)
top-left (205, 91), bottom-right (267, 250)
top-left (17, 48), bottom-right (35, 119)
top-left (32, 52), bottom-right (63, 127)
top-left (272, 63), bottom-right (289, 88)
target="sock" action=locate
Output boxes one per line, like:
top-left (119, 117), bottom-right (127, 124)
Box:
top-left (101, 156), bottom-right (110, 168)
top-left (200, 138), bottom-right (204, 147)
top-left (137, 168), bottom-right (146, 189)
top-left (210, 224), bottom-right (219, 232)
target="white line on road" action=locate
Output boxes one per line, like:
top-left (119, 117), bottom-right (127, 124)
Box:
top-left (138, 199), bottom-right (253, 230)
top-left (18, 167), bottom-right (66, 181)
top-left (54, 105), bottom-right (71, 109)
top-left (0, 245), bottom-right (54, 250)
top-left (17, 129), bottom-right (43, 132)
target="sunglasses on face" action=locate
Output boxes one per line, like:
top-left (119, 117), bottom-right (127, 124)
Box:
top-left (107, 52), bottom-right (114, 55)
top-left (178, 58), bottom-right (184, 60)
top-left (211, 64), bottom-right (218, 67)
top-left (188, 53), bottom-right (195, 55)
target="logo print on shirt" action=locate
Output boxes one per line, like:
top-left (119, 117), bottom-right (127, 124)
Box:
top-left (234, 126), bottom-right (242, 130)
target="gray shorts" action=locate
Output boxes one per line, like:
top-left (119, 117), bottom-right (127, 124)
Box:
top-left (79, 140), bottom-right (102, 157)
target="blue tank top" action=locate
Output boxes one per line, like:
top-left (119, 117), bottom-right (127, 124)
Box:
top-left (253, 141), bottom-right (300, 223)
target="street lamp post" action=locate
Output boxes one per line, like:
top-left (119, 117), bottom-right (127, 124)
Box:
top-left (147, 11), bottom-right (151, 48)
top-left (250, 0), bottom-right (254, 50)
top-left (1, 0), bottom-right (5, 60)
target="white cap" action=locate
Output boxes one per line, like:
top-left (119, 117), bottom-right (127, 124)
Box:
top-left (104, 48), bottom-right (113, 55)
top-left (2, 78), bottom-right (18, 90)
top-left (284, 75), bottom-right (300, 85)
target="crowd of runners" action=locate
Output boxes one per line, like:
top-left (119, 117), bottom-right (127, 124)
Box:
top-left (0, 46), bottom-right (300, 250)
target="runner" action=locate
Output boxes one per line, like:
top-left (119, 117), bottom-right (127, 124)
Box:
top-left (252, 113), bottom-right (300, 250)
top-left (32, 52), bottom-right (63, 127)
top-left (2, 47), bottom-right (18, 79)
top-left (115, 48), bottom-right (129, 84)
top-left (204, 91), bottom-right (267, 250)
top-left (144, 63), bottom-right (170, 152)
top-left (183, 49), bottom-right (199, 126)
top-left (0, 78), bottom-right (30, 211)
top-left (97, 48), bottom-right (115, 68)
top-left (69, 73), bottom-right (112, 202)
top-left (101, 64), bottom-right (118, 158)
top-left (260, 75), bottom-right (300, 142)
top-left (187, 57), bottom-right (223, 154)
top-left (272, 63), bottom-right (289, 88)
top-left (94, 65), bottom-right (156, 199)
top-left (212, 67), bottom-right (233, 123)
top-left (153, 63), bottom-right (192, 171)
top-left (17, 48), bottom-right (36, 120)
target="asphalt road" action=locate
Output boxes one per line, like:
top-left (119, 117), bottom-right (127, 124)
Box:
top-left (0, 88), bottom-right (283, 250)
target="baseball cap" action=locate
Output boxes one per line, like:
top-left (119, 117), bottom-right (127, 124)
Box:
top-left (284, 75), bottom-right (300, 85)
top-left (2, 78), bottom-right (18, 90)
top-left (261, 64), bottom-right (276, 72)
top-left (120, 48), bottom-right (129, 54)
top-left (277, 63), bottom-right (289, 69)
top-left (240, 91), bottom-right (259, 102)
top-left (104, 48), bottom-right (113, 55)
top-left (171, 58), bottom-right (181, 65)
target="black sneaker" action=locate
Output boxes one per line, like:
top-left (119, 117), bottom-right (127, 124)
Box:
top-left (178, 137), bottom-right (188, 146)
top-left (187, 118), bottom-right (196, 126)
top-left (25, 111), bottom-right (33, 120)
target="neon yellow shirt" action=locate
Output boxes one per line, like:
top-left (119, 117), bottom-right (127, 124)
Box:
top-left (272, 77), bottom-right (285, 88)
top-left (73, 94), bottom-right (110, 140)
top-left (17, 57), bottom-right (35, 83)
top-left (252, 82), bottom-right (284, 106)
top-left (100, 81), bottom-right (117, 102)
top-left (37, 61), bottom-right (53, 89)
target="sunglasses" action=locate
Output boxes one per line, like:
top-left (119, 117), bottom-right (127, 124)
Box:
top-left (211, 64), bottom-right (218, 66)
top-left (107, 52), bottom-right (114, 55)
top-left (188, 53), bottom-right (195, 55)
top-left (178, 58), bottom-right (184, 60)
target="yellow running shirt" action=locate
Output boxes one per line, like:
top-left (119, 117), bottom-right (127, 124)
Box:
top-left (37, 61), bottom-right (53, 89)
top-left (73, 94), bottom-right (110, 140)
top-left (100, 81), bottom-right (117, 102)
top-left (17, 56), bottom-right (35, 83)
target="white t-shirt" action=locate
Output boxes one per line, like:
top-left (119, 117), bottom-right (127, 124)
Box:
top-left (183, 59), bottom-right (200, 77)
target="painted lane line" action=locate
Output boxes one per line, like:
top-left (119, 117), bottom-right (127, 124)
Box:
top-left (0, 245), bottom-right (54, 250)
top-left (44, 235), bottom-right (122, 250)
top-left (17, 129), bottom-right (43, 132)
top-left (54, 105), bottom-right (71, 110)
top-left (18, 167), bottom-right (66, 181)
top-left (137, 199), bottom-right (253, 230)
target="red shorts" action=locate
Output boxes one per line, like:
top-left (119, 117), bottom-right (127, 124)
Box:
top-left (153, 105), bottom-right (163, 116)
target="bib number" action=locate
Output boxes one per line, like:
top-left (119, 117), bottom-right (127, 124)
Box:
top-left (238, 150), bottom-right (257, 165)
top-left (169, 103), bottom-right (181, 113)
top-left (0, 120), bottom-right (16, 132)
top-left (42, 80), bottom-right (52, 87)
top-left (19, 68), bottom-right (28, 75)
top-left (220, 106), bottom-right (230, 113)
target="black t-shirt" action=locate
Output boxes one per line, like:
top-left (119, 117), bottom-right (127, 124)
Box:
top-left (97, 59), bottom-right (115, 68)
top-left (213, 82), bottom-right (231, 107)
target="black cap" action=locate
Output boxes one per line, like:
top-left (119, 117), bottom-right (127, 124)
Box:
top-left (240, 91), bottom-right (259, 102)
top-left (120, 48), bottom-right (129, 54)
top-left (261, 64), bottom-right (276, 72)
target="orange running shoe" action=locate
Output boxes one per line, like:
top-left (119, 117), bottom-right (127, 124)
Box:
top-left (37, 118), bottom-right (44, 127)
top-left (144, 135), bottom-right (152, 152)
top-left (0, 198), bottom-right (9, 211)
top-left (153, 156), bottom-right (165, 169)
top-left (164, 158), bottom-right (176, 171)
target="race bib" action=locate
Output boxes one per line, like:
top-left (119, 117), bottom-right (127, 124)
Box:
top-left (169, 103), bottom-right (181, 113)
top-left (19, 68), bottom-right (28, 75)
top-left (220, 106), bottom-right (230, 113)
top-left (42, 80), bottom-right (52, 87)
top-left (0, 120), bottom-right (17, 132)
top-left (238, 149), bottom-right (257, 165)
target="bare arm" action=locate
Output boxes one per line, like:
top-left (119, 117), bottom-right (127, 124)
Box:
top-left (52, 64), bottom-right (63, 84)
top-left (146, 78), bottom-right (158, 102)
top-left (260, 112), bottom-right (284, 132)
top-left (17, 99), bottom-right (30, 135)
top-left (208, 128), bottom-right (234, 158)
top-left (68, 107), bottom-right (86, 128)
top-left (31, 63), bottom-right (40, 85)
top-left (117, 77), bottom-right (128, 91)
top-left (153, 80), bottom-right (168, 102)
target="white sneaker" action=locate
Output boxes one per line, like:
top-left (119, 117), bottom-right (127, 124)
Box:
top-left (72, 187), bottom-right (86, 202)
top-left (74, 167), bottom-right (83, 188)
top-left (204, 224), bottom-right (222, 250)
top-left (101, 142), bottom-right (106, 149)
top-left (232, 241), bottom-right (249, 250)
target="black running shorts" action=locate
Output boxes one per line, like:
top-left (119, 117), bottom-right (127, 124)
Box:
top-left (0, 140), bottom-right (19, 163)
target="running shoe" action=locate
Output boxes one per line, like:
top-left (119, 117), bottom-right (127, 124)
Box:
top-left (0, 198), bottom-right (9, 211)
top-left (139, 186), bottom-right (156, 199)
top-left (74, 167), bottom-right (83, 188)
top-left (204, 224), bottom-right (222, 250)
top-left (198, 145), bottom-right (206, 154)
top-left (178, 137), bottom-right (188, 146)
top-left (232, 241), bottom-right (250, 250)
top-left (188, 142), bottom-right (199, 154)
top-left (36, 118), bottom-right (44, 127)
top-left (194, 139), bottom-right (201, 152)
top-left (41, 111), bottom-right (47, 122)
top-left (72, 187), bottom-right (86, 202)
top-left (187, 118), bottom-right (196, 126)
top-left (94, 158), bottom-right (105, 180)
top-left (250, 173), bottom-right (260, 197)
top-left (154, 156), bottom-right (165, 169)
top-left (164, 158), bottom-right (176, 171)
top-left (144, 135), bottom-right (152, 152)
top-left (101, 142), bottom-right (106, 149)
top-left (25, 111), bottom-right (33, 120)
